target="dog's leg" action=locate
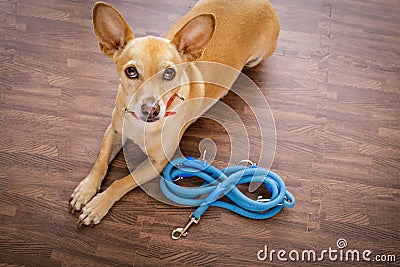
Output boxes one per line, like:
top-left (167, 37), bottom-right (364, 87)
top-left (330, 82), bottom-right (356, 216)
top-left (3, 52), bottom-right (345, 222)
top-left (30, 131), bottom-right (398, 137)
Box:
top-left (77, 157), bottom-right (167, 225)
top-left (70, 124), bottom-right (122, 213)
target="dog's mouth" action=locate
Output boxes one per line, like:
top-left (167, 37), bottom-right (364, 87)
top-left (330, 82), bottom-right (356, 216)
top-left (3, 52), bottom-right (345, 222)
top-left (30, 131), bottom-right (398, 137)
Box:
top-left (125, 92), bottom-right (184, 123)
top-left (141, 115), bottom-right (160, 123)
top-left (124, 108), bottom-right (161, 123)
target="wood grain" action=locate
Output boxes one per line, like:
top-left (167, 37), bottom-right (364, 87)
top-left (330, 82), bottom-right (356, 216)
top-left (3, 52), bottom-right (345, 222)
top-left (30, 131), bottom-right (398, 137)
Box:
top-left (0, 0), bottom-right (399, 266)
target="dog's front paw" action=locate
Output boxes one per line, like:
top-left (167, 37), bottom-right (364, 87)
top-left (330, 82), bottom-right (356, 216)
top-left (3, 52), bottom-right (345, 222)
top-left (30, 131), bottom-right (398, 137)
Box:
top-left (76, 192), bottom-right (113, 226)
top-left (69, 175), bottom-right (101, 213)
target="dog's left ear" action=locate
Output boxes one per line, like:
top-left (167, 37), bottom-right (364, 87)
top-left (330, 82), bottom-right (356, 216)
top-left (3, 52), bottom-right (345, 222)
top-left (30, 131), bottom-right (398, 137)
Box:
top-left (171, 14), bottom-right (216, 61)
top-left (93, 2), bottom-right (134, 59)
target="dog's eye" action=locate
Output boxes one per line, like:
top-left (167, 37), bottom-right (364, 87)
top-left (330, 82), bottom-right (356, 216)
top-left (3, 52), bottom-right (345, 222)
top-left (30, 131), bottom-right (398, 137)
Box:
top-left (125, 66), bottom-right (139, 79)
top-left (163, 68), bottom-right (176, 80)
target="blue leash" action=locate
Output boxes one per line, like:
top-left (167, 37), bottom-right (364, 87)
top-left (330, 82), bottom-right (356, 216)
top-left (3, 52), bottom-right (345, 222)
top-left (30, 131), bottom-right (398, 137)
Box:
top-left (160, 156), bottom-right (295, 239)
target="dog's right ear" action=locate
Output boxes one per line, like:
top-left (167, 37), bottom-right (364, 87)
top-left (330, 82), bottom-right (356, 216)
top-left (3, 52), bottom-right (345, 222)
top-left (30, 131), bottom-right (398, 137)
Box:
top-left (171, 14), bottom-right (215, 61)
top-left (93, 2), bottom-right (134, 59)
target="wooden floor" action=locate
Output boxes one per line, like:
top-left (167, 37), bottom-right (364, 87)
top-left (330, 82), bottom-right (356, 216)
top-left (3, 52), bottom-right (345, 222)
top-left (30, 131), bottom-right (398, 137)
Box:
top-left (1, 0), bottom-right (399, 266)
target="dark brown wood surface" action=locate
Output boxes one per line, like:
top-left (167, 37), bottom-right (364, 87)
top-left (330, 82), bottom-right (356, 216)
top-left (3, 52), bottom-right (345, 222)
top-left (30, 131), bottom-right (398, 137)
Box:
top-left (1, 0), bottom-right (399, 266)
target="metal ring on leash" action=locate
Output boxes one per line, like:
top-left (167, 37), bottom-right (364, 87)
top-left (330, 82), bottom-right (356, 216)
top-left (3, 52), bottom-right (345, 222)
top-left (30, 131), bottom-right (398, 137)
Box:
top-left (236, 159), bottom-right (256, 167)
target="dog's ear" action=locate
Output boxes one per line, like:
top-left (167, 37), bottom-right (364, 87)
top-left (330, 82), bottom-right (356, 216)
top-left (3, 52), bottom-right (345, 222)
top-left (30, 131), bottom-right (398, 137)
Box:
top-left (171, 14), bottom-right (215, 61)
top-left (93, 2), bottom-right (134, 59)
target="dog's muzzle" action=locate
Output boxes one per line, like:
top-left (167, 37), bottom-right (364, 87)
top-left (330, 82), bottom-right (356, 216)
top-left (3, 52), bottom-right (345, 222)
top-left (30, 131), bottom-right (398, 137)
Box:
top-left (125, 92), bottom-right (184, 123)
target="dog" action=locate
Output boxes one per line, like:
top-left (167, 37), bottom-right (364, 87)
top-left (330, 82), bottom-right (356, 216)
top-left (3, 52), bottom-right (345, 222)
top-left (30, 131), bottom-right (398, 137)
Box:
top-left (69, 0), bottom-right (279, 226)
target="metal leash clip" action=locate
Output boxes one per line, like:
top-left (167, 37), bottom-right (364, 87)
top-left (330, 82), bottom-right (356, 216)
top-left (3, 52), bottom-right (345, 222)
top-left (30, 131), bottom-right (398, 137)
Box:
top-left (171, 213), bottom-right (201, 240)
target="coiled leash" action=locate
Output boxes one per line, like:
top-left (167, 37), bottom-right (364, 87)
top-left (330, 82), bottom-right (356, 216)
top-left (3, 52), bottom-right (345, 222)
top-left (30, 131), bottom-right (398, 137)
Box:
top-left (160, 155), bottom-right (295, 240)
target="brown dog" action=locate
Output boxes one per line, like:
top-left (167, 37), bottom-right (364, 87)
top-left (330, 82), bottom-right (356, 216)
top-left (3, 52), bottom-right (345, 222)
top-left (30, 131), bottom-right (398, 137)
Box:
top-left (69, 0), bottom-right (279, 226)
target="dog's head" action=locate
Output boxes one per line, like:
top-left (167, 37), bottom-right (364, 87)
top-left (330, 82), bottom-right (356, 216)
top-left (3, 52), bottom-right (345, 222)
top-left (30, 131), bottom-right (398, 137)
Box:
top-left (93, 2), bottom-right (215, 123)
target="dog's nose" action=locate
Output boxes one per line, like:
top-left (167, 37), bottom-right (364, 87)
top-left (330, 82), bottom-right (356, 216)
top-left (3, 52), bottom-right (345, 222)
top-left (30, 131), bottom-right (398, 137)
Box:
top-left (141, 100), bottom-right (160, 122)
